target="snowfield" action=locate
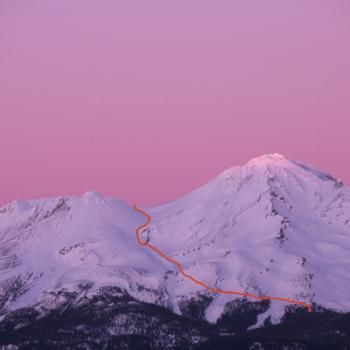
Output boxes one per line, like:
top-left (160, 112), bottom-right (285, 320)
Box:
top-left (1, 154), bottom-right (349, 326)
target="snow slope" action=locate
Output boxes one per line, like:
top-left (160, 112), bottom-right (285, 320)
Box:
top-left (0, 192), bottom-right (171, 314)
top-left (1, 154), bottom-right (350, 325)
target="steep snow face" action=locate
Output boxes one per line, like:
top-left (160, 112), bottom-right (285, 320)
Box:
top-left (148, 154), bottom-right (350, 322)
top-left (0, 154), bottom-right (350, 325)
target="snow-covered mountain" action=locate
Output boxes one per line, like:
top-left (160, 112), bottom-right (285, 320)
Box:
top-left (0, 192), bottom-right (170, 316)
top-left (148, 154), bottom-right (350, 324)
top-left (1, 154), bottom-right (350, 344)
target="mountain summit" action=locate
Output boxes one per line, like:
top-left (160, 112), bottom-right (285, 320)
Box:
top-left (1, 155), bottom-right (350, 348)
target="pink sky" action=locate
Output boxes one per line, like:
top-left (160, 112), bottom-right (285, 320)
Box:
top-left (1, 0), bottom-right (349, 206)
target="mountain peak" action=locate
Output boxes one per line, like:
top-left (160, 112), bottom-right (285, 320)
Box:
top-left (217, 154), bottom-right (344, 190)
top-left (245, 153), bottom-right (297, 174)
top-left (82, 190), bottom-right (104, 200)
top-left (218, 153), bottom-right (291, 180)
top-left (246, 153), bottom-right (287, 166)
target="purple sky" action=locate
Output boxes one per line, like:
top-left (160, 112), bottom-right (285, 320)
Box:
top-left (1, 1), bottom-right (349, 206)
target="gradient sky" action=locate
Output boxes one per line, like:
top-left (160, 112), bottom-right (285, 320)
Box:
top-left (1, 0), bottom-right (349, 206)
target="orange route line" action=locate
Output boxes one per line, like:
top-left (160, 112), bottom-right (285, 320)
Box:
top-left (133, 206), bottom-right (312, 313)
